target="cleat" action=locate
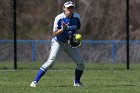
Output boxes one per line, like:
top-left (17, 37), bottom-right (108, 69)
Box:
top-left (73, 80), bottom-right (85, 87)
top-left (30, 81), bottom-right (37, 87)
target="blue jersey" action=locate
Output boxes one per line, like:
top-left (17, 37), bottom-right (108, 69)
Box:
top-left (53, 13), bottom-right (81, 43)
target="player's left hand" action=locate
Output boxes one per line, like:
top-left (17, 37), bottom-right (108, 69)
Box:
top-left (68, 34), bottom-right (81, 48)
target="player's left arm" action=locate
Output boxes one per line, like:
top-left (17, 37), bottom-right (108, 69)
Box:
top-left (74, 16), bottom-right (81, 34)
top-left (75, 13), bottom-right (81, 33)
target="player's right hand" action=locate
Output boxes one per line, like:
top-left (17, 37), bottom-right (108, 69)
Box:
top-left (61, 21), bottom-right (69, 30)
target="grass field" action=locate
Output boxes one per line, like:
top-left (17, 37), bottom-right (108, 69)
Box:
top-left (0, 69), bottom-right (140, 93)
top-left (1, 61), bottom-right (140, 70)
top-left (1, 61), bottom-right (140, 72)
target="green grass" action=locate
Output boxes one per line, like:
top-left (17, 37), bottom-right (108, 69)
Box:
top-left (0, 61), bottom-right (133, 69)
top-left (1, 61), bottom-right (140, 70)
top-left (0, 69), bottom-right (140, 93)
top-left (1, 62), bottom-right (140, 93)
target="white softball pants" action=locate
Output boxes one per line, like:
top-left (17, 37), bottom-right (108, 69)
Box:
top-left (41, 38), bottom-right (85, 71)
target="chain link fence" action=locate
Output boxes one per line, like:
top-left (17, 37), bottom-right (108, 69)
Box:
top-left (0, 0), bottom-right (140, 70)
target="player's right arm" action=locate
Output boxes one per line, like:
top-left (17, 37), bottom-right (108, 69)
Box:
top-left (53, 29), bottom-right (63, 36)
top-left (53, 15), bottom-right (68, 36)
top-left (53, 22), bottom-right (68, 36)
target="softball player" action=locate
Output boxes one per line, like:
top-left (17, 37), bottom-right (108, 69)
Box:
top-left (30, 1), bottom-right (85, 87)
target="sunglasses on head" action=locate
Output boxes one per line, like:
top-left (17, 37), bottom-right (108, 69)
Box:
top-left (67, 6), bottom-right (74, 9)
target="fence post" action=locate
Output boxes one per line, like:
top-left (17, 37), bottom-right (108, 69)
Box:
top-left (126, 0), bottom-right (130, 70)
top-left (13, 0), bottom-right (17, 70)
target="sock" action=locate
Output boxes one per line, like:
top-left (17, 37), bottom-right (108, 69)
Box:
top-left (75, 68), bottom-right (83, 83)
top-left (34, 67), bottom-right (47, 83)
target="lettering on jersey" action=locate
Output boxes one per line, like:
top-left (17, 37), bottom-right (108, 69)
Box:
top-left (66, 25), bottom-right (77, 30)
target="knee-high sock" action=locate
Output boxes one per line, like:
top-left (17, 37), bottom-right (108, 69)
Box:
top-left (34, 67), bottom-right (47, 83)
top-left (75, 68), bottom-right (83, 83)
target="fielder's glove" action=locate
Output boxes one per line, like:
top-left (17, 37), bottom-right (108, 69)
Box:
top-left (68, 34), bottom-right (81, 48)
